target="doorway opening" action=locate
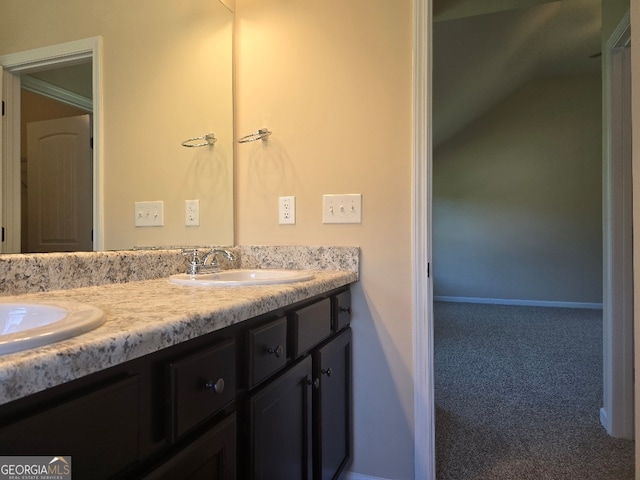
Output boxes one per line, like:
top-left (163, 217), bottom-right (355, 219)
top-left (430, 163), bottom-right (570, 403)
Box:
top-left (22, 64), bottom-right (93, 253)
top-left (0, 37), bottom-right (103, 253)
top-left (428, 1), bottom-right (634, 478)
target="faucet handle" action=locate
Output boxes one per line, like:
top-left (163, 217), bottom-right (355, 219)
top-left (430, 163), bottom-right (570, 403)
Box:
top-left (181, 249), bottom-right (202, 275)
top-left (181, 248), bottom-right (200, 260)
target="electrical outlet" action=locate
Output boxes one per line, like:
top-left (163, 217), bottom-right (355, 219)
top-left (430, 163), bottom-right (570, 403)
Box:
top-left (279, 196), bottom-right (296, 224)
top-left (185, 199), bottom-right (200, 226)
top-left (322, 194), bottom-right (362, 224)
top-left (134, 201), bottom-right (164, 227)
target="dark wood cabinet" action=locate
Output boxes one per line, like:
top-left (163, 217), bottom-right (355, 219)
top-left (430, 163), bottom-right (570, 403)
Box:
top-left (333, 290), bottom-right (352, 332)
top-left (166, 338), bottom-right (236, 441)
top-left (248, 316), bottom-right (288, 388)
top-left (0, 375), bottom-right (140, 479)
top-left (250, 356), bottom-right (313, 480)
top-left (143, 413), bottom-right (236, 480)
top-left (248, 294), bottom-right (353, 480)
top-left (290, 298), bottom-right (332, 358)
top-left (0, 286), bottom-right (352, 480)
top-left (314, 328), bottom-right (352, 480)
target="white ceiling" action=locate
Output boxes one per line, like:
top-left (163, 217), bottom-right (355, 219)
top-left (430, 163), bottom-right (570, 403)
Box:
top-left (433, 0), bottom-right (602, 146)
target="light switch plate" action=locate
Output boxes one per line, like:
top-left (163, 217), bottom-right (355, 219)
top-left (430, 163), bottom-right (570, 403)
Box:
top-left (135, 201), bottom-right (164, 227)
top-left (322, 194), bottom-right (362, 224)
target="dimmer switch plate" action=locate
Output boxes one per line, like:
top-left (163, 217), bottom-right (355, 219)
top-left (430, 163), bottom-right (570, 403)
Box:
top-left (322, 194), bottom-right (362, 224)
top-left (135, 201), bottom-right (164, 227)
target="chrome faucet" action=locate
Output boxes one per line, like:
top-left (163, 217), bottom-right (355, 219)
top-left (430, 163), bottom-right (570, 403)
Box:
top-left (201, 248), bottom-right (235, 272)
top-left (181, 248), bottom-right (235, 275)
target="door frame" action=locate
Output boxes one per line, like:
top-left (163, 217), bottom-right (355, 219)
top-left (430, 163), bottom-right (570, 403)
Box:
top-left (0, 36), bottom-right (103, 252)
top-left (602, 11), bottom-right (634, 440)
top-left (412, 0), bottom-right (434, 478)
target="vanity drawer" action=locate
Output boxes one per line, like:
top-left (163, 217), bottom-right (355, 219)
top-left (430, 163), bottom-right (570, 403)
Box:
top-left (167, 339), bottom-right (236, 441)
top-left (290, 298), bottom-right (332, 358)
top-left (333, 289), bottom-right (352, 331)
top-left (249, 316), bottom-right (288, 388)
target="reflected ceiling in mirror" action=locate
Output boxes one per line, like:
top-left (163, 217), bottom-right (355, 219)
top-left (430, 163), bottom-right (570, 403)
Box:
top-left (0, 0), bottom-right (234, 253)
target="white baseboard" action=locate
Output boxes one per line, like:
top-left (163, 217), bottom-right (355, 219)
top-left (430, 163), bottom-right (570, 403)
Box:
top-left (600, 406), bottom-right (611, 433)
top-left (344, 472), bottom-right (396, 480)
top-left (433, 296), bottom-right (603, 310)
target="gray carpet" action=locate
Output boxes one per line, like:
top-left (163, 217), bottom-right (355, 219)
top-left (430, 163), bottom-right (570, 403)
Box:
top-left (434, 301), bottom-right (634, 480)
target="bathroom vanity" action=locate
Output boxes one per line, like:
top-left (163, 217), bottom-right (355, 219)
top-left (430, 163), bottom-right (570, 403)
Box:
top-left (0, 247), bottom-right (358, 480)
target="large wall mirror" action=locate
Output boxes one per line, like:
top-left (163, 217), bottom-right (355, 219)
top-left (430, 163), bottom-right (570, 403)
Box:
top-left (0, 0), bottom-right (234, 254)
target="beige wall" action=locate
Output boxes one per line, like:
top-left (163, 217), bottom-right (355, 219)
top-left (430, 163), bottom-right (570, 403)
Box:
top-left (0, 0), bottom-right (234, 250)
top-left (234, 0), bottom-right (414, 478)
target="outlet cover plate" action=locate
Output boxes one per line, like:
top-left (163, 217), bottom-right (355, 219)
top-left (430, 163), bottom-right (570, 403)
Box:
top-left (279, 196), bottom-right (296, 224)
top-left (185, 199), bottom-right (200, 226)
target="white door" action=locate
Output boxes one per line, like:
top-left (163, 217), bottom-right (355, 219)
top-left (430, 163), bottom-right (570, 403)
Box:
top-left (26, 114), bottom-right (92, 252)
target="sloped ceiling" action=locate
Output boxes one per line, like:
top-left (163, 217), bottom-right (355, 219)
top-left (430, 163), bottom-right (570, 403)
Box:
top-left (433, 0), bottom-right (602, 147)
top-left (26, 62), bottom-right (93, 99)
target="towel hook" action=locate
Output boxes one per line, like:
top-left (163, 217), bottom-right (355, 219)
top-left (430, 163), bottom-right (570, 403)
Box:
top-left (238, 128), bottom-right (271, 143)
top-left (181, 133), bottom-right (216, 148)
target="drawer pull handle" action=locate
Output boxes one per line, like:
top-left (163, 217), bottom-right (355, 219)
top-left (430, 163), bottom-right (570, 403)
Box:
top-left (267, 345), bottom-right (284, 358)
top-left (204, 378), bottom-right (225, 394)
top-left (321, 367), bottom-right (333, 377)
top-left (307, 378), bottom-right (320, 389)
top-left (339, 306), bottom-right (352, 315)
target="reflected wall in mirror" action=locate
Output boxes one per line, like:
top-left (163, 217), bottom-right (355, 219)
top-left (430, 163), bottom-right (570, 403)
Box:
top-left (0, 0), bottom-right (234, 253)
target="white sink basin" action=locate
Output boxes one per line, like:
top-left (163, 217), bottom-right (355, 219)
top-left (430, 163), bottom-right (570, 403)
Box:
top-left (169, 269), bottom-right (314, 287)
top-left (0, 300), bottom-right (105, 355)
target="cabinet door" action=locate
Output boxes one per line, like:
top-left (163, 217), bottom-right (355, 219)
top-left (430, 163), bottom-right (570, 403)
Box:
top-left (314, 328), bottom-right (352, 480)
top-left (0, 375), bottom-right (140, 479)
top-left (143, 413), bottom-right (236, 480)
top-left (250, 356), bottom-right (313, 480)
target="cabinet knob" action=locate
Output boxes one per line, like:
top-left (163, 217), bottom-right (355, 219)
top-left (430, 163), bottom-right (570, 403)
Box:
top-left (307, 378), bottom-right (320, 389)
top-left (267, 345), bottom-right (284, 358)
top-left (339, 306), bottom-right (352, 315)
top-left (321, 367), bottom-right (333, 377)
top-left (204, 378), bottom-right (225, 394)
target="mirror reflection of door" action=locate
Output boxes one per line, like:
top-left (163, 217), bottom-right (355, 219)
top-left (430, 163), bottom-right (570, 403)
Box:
top-left (18, 61), bottom-right (93, 253)
top-left (25, 114), bottom-right (92, 252)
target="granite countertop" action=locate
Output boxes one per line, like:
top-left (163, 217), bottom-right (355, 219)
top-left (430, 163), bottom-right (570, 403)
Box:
top-left (0, 269), bottom-right (357, 406)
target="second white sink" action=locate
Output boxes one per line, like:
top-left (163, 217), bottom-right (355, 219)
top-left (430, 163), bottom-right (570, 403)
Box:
top-left (169, 269), bottom-right (314, 287)
top-left (0, 300), bottom-right (105, 355)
